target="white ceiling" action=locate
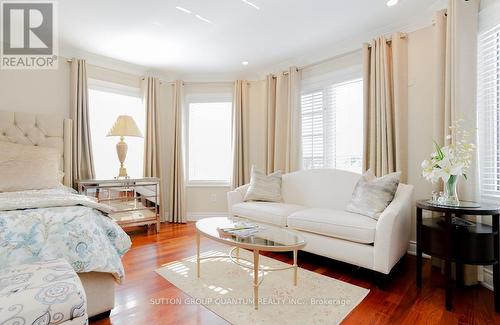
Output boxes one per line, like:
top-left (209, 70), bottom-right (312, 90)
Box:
top-left (59, 0), bottom-right (445, 79)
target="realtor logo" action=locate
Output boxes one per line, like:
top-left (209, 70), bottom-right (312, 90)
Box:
top-left (1, 1), bottom-right (58, 69)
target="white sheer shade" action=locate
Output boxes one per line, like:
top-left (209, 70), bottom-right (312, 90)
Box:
top-left (107, 115), bottom-right (143, 137)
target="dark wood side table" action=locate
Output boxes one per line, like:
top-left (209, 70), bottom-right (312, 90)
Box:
top-left (416, 200), bottom-right (500, 312)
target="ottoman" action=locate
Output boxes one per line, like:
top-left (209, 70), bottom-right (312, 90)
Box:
top-left (0, 259), bottom-right (88, 325)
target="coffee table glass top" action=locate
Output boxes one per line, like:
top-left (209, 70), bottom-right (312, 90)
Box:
top-left (196, 217), bottom-right (306, 250)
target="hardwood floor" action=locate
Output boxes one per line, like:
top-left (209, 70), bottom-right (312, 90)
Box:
top-left (91, 222), bottom-right (500, 325)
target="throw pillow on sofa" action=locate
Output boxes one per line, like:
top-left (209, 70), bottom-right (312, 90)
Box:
top-left (346, 170), bottom-right (401, 220)
top-left (244, 166), bottom-right (282, 202)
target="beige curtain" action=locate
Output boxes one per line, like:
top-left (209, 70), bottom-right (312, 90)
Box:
top-left (265, 75), bottom-right (277, 174)
top-left (143, 77), bottom-right (161, 177)
top-left (266, 67), bottom-right (302, 173)
top-left (432, 0), bottom-right (480, 285)
top-left (232, 80), bottom-right (250, 187)
top-left (143, 77), bottom-right (165, 221)
top-left (168, 80), bottom-right (186, 223)
top-left (362, 33), bottom-right (408, 182)
top-left (70, 58), bottom-right (95, 184)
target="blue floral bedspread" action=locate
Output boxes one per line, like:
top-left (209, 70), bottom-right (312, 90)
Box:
top-left (0, 189), bottom-right (131, 282)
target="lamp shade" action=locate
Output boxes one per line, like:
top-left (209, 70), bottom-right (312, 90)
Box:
top-left (107, 115), bottom-right (143, 137)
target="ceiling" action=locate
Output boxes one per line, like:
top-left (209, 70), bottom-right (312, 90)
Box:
top-left (59, 0), bottom-right (445, 78)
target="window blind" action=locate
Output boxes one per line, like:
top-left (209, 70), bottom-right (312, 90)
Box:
top-left (301, 89), bottom-right (332, 169)
top-left (478, 22), bottom-right (500, 201)
top-left (300, 79), bottom-right (362, 172)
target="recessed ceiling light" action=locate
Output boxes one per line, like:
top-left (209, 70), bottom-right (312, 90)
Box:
top-left (175, 6), bottom-right (191, 14)
top-left (195, 14), bottom-right (212, 24)
top-left (242, 0), bottom-right (260, 10)
top-left (242, 61), bottom-right (249, 65)
top-left (386, 0), bottom-right (398, 6)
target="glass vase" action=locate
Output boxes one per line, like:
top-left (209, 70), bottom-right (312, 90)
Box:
top-left (444, 175), bottom-right (460, 206)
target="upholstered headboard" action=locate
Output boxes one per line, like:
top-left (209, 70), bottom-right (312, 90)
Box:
top-left (0, 111), bottom-right (73, 187)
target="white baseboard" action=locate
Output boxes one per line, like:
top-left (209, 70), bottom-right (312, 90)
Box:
top-left (481, 267), bottom-right (493, 291)
top-left (406, 240), bottom-right (431, 259)
top-left (186, 212), bottom-right (229, 222)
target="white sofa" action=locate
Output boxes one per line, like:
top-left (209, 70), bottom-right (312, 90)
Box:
top-left (227, 169), bottom-right (414, 276)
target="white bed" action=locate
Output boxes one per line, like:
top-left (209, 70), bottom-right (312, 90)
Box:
top-left (0, 111), bottom-right (121, 318)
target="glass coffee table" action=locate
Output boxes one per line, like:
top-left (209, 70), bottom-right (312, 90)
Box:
top-left (195, 217), bottom-right (306, 310)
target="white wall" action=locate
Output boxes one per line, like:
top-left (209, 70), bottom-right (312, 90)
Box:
top-left (0, 63), bottom-right (70, 117)
top-left (407, 26), bottom-right (436, 241)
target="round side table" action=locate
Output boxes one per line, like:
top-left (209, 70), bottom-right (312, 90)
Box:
top-left (416, 200), bottom-right (500, 312)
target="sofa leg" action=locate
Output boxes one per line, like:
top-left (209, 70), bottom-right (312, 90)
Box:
top-left (374, 272), bottom-right (390, 290)
top-left (374, 254), bottom-right (408, 289)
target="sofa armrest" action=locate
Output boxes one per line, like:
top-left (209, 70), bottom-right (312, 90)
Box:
top-left (373, 183), bottom-right (414, 274)
top-left (227, 184), bottom-right (249, 215)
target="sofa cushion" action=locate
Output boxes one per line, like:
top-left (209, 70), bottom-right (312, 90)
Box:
top-left (346, 170), bottom-right (401, 220)
top-left (287, 208), bottom-right (377, 244)
top-left (244, 166), bottom-right (282, 202)
top-left (232, 202), bottom-right (306, 227)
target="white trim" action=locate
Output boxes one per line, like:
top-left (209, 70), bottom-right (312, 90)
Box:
top-left (88, 78), bottom-right (142, 97)
top-left (185, 92), bottom-right (233, 103)
top-left (186, 212), bottom-right (229, 222)
top-left (481, 267), bottom-right (494, 291)
top-left (301, 63), bottom-right (363, 92)
top-left (406, 240), bottom-right (431, 259)
top-left (479, 0), bottom-right (500, 33)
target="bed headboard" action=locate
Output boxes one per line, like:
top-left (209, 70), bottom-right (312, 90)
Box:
top-left (0, 111), bottom-right (73, 187)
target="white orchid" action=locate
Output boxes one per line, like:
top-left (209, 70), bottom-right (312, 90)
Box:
top-left (421, 119), bottom-right (475, 184)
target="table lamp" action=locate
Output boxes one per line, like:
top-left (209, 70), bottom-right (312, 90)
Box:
top-left (107, 115), bottom-right (143, 178)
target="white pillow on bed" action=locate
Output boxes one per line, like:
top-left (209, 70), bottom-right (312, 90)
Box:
top-left (0, 142), bottom-right (61, 192)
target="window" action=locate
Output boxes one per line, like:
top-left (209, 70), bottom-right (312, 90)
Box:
top-left (186, 98), bottom-right (232, 185)
top-left (88, 81), bottom-right (145, 179)
top-left (301, 78), bottom-right (363, 172)
top-left (478, 21), bottom-right (500, 201)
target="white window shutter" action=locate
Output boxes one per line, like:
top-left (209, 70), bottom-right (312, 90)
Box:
top-left (300, 79), bottom-right (363, 172)
top-left (478, 23), bottom-right (500, 201)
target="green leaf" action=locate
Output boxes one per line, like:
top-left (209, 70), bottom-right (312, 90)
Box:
top-left (433, 140), bottom-right (444, 160)
top-left (463, 173), bottom-right (468, 180)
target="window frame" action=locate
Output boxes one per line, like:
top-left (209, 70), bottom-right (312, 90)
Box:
top-left (88, 78), bottom-right (142, 98)
top-left (184, 93), bottom-right (233, 187)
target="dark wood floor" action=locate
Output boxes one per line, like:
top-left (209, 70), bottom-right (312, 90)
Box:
top-left (91, 222), bottom-right (500, 325)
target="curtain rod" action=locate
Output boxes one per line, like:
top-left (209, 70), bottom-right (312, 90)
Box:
top-left (140, 79), bottom-right (234, 86)
top-left (66, 59), bottom-right (234, 85)
top-left (278, 33), bottom-right (407, 76)
top-left (366, 33), bottom-right (407, 48)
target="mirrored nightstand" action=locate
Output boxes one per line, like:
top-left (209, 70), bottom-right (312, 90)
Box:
top-left (77, 177), bottom-right (160, 233)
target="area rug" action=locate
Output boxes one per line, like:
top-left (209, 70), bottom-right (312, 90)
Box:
top-left (155, 247), bottom-right (369, 325)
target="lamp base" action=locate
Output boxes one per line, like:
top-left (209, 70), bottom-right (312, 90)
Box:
top-left (116, 167), bottom-right (129, 179)
top-left (115, 137), bottom-right (129, 179)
